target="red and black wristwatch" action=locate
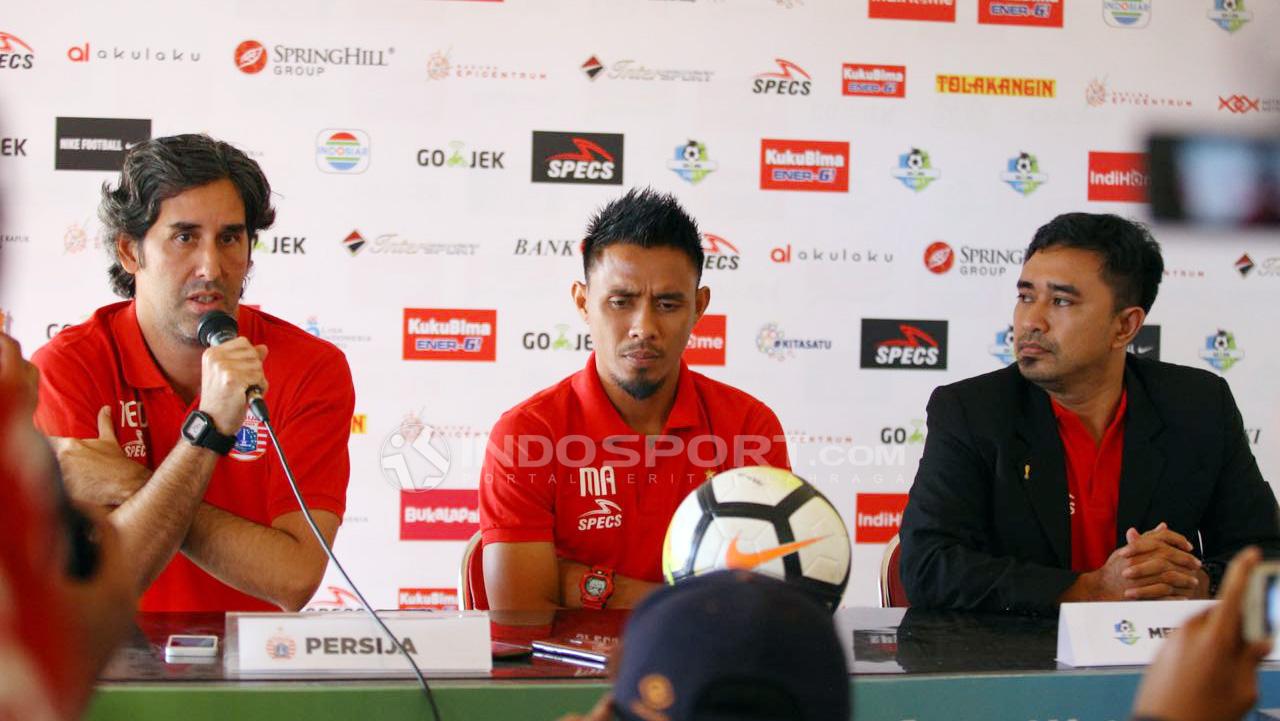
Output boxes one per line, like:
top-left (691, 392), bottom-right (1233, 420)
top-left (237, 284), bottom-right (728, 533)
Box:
top-left (579, 566), bottom-right (615, 610)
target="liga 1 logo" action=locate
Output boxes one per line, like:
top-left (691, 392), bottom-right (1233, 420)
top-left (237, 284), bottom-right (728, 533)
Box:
top-left (231, 410), bottom-right (270, 462)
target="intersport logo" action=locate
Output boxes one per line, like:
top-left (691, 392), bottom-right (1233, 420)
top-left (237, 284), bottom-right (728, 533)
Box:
top-left (855, 493), bottom-right (909, 543)
top-left (760, 139), bottom-right (850, 192)
top-left (869, 0), bottom-right (956, 22)
top-left (403, 308), bottom-right (497, 361)
top-left (399, 490), bottom-right (479, 541)
top-left (685, 314), bottom-right (727, 366)
top-left (531, 131), bottom-right (624, 185)
top-left (1087, 151), bottom-right (1147, 203)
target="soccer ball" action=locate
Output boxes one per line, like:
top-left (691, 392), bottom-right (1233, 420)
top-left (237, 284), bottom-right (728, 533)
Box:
top-left (662, 466), bottom-right (851, 611)
top-left (1016, 153), bottom-right (1033, 174)
top-left (682, 141), bottom-right (703, 163)
top-left (906, 149), bottom-right (925, 170)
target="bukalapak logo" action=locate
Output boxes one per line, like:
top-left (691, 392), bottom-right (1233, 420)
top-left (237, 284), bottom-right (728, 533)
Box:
top-left (760, 139), bottom-right (849, 192)
top-left (843, 63), bottom-right (906, 98)
top-left (55, 117), bottom-right (152, 171)
top-left (400, 489), bottom-right (480, 541)
top-left (753, 59), bottom-right (811, 95)
top-left (0, 32), bottom-right (34, 70)
top-left (861, 319), bottom-right (948, 370)
top-left (1087, 151), bottom-right (1147, 202)
top-left (1127, 324), bottom-right (1160, 360)
top-left (978, 0), bottom-right (1063, 27)
top-left (701, 233), bottom-right (740, 271)
top-left (531, 131), bottom-right (624, 185)
top-left (403, 309), bottom-right (497, 361)
top-left (234, 38), bottom-right (393, 77)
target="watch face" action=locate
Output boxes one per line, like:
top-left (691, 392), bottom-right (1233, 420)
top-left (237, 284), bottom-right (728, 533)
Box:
top-left (585, 577), bottom-right (607, 597)
top-left (186, 415), bottom-right (209, 437)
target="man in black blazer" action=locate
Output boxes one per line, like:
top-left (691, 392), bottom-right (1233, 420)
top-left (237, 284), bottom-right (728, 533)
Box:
top-left (899, 213), bottom-right (1280, 614)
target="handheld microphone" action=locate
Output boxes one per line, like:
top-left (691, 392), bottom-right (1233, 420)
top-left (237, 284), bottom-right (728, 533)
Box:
top-left (195, 310), bottom-right (269, 422)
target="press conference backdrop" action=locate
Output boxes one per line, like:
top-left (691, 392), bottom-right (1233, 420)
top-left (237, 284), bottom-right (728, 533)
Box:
top-left (1, 0), bottom-right (1278, 609)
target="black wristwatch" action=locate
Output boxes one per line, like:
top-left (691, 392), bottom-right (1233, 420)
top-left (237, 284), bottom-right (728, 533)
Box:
top-left (181, 410), bottom-right (236, 455)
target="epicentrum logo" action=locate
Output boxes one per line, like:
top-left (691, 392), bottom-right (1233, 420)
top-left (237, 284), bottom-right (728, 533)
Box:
top-left (752, 58), bottom-right (811, 95)
top-left (235, 40), bottom-right (267, 74)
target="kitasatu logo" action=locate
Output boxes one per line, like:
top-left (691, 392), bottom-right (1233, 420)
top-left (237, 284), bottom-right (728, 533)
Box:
top-left (843, 63), bottom-right (906, 98)
top-left (1087, 151), bottom-right (1147, 202)
top-left (403, 308), bottom-right (497, 361)
top-left (531, 131), bottom-right (624, 185)
top-left (978, 0), bottom-right (1063, 28)
top-left (316, 130), bottom-right (370, 173)
top-left (752, 58), bottom-right (811, 95)
top-left (760, 139), bottom-right (850, 192)
top-left (892, 147), bottom-right (940, 191)
top-left (400, 489), bottom-right (479, 541)
top-left (861, 319), bottom-right (948, 370)
top-left (868, 0), bottom-right (957, 22)
top-left (0, 32), bottom-right (34, 70)
top-left (684, 314), bottom-right (726, 366)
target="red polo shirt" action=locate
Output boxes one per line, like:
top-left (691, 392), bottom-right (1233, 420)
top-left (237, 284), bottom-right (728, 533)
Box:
top-left (1052, 391), bottom-right (1128, 573)
top-left (32, 301), bottom-right (354, 612)
top-left (479, 354), bottom-right (789, 589)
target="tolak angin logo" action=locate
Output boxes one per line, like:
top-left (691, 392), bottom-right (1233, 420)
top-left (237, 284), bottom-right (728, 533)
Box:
top-left (1114, 620), bottom-right (1140, 646)
top-left (1104, 1), bottom-right (1152, 27)
top-left (1208, 0), bottom-right (1252, 33)
top-left (1001, 152), bottom-right (1047, 195)
top-left (752, 58), bottom-right (811, 95)
top-left (843, 63), bottom-right (906, 98)
top-left (0, 32), bottom-right (34, 70)
top-left (531, 131), bottom-right (624, 185)
top-left (892, 147), bottom-right (939, 191)
top-left (861, 319), bottom-right (948, 370)
top-left (1200, 329), bottom-right (1244, 372)
top-left (316, 130), bottom-right (370, 173)
top-left (760, 139), bottom-right (849, 192)
top-left (990, 326), bottom-right (1016, 365)
top-left (978, 0), bottom-right (1063, 27)
top-left (403, 309), bottom-right (497, 361)
top-left (55, 117), bottom-right (152, 171)
top-left (668, 140), bottom-right (718, 184)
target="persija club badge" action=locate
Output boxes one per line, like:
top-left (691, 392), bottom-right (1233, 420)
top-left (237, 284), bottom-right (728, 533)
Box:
top-left (230, 411), bottom-right (270, 462)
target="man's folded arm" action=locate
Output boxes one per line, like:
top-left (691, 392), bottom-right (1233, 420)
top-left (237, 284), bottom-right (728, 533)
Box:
top-left (899, 386), bottom-right (1077, 614)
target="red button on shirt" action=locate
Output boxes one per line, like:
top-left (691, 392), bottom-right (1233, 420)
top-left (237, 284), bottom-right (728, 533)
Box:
top-left (479, 354), bottom-right (790, 591)
top-left (32, 301), bottom-right (355, 612)
top-left (1052, 390), bottom-right (1128, 573)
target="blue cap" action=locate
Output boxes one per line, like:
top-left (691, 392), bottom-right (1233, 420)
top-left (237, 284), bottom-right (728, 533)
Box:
top-left (613, 570), bottom-right (849, 721)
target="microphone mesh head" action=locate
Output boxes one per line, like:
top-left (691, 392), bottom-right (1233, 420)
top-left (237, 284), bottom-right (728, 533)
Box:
top-left (196, 310), bottom-right (238, 348)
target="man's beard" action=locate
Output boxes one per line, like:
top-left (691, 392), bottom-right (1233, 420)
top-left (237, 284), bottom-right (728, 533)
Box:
top-left (613, 372), bottom-right (665, 401)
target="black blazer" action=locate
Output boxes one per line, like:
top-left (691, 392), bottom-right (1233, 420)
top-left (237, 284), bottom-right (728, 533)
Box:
top-left (899, 355), bottom-right (1280, 615)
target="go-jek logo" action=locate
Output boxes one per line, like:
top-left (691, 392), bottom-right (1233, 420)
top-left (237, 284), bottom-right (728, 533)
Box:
top-left (1208, 0), bottom-right (1252, 33)
top-left (990, 325), bottom-right (1016, 365)
top-left (1200, 329), bottom-right (1244, 372)
top-left (1001, 151), bottom-right (1047, 195)
top-left (316, 129), bottom-right (370, 173)
top-left (892, 147), bottom-right (940, 192)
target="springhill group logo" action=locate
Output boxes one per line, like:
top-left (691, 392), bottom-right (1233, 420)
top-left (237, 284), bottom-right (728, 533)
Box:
top-left (235, 40), bottom-right (267, 73)
top-left (316, 130), bottom-right (370, 173)
top-left (760, 139), bottom-right (850, 192)
top-left (842, 64), bottom-right (906, 98)
top-left (923, 242), bottom-right (954, 274)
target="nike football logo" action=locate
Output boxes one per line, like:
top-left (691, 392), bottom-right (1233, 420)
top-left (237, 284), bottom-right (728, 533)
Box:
top-left (724, 535), bottom-right (823, 569)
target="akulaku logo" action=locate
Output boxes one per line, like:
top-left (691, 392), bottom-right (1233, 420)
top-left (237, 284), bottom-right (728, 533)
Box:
top-left (1104, 1), bottom-right (1152, 27)
top-left (403, 308), bottom-right (497, 361)
top-left (55, 117), bottom-right (152, 171)
top-left (990, 325), bottom-right (1016, 365)
top-left (868, 0), bottom-right (956, 22)
top-left (1127, 324), bottom-right (1160, 360)
top-left (1208, 0), bottom-right (1252, 33)
top-left (235, 40), bottom-right (267, 73)
top-left (923, 241), bottom-right (954, 274)
top-left (67, 42), bottom-right (201, 64)
top-left (316, 129), bottom-right (370, 173)
top-left (0, 32), bottom-right (34, 70)
top-left (1001, 152), bottom-right (1048, 195)
top-left (760, 139), bottom-right (850, 192)
top-left (1087, 151), bottom-right (1147, 202)
top-left (531, 131), bottom-right (624, 185)
top-left (400, 489), bottom-right (480, 541)
top-left (892, 147), bottom-right (939, 191)
top-left (398, 588), bottom-right (458, 611)
top-left (701, 233), bottom-right (740, 271)
top-left (668, 140), bottom-right (718, 184)
top-left (685, 314), bottom-right (726, 366)
top-left (861, 319), bottom-right (948, 370)
top-left (978, 0), bottom-right (1063, 27)
top-left (936, 74), bottom-right (1055, 98)
top-left (842, 63), bottom-right (906, 98)
top-left (752, 58), bottom-right (811, 95)
top-left (1200, 329), bottom-right (1244, 372)
top-left (854, 494), bottom-right (909, 543)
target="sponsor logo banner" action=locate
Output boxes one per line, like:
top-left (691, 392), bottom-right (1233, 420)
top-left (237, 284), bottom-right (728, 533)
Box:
top-left (1127, 325), bottom-right (1161, 360)
top-left (400, 489), bottom-right (480, 541)
top-left (0, 32), bottom-right (34, 70)
top-left (1104, 1), bottom-right (1152, 27)
top-left (684, 314), bottom-right (726, 366)
top-left (978, 0), bottom-right (1063, 27)
top-left (752, 58), bottom-right (812, 95)
top-left (842, 63), bottom-right (906, 98)
top-left (55, 117), bottom-right (151, 171)
top-left (398, 588), bottom-right (459, 610)
top-left (855, 493), bottom-right (909, 543)
top-left (760, 139), bottom-right (850, 192)
top-left (861, 319), bottom-right (948, 370)
top-left (935, 74), bottom-right (1055, 98)
top-left (403, 309), bottom-right (497, 361)
top-left (869, 0), bottom-right (957, 22)
top-left (316, 129), bottom-right (370, 173)
top-left (531, 131), bottom-right (624, 185)
top-left (1087, 151), bottom-right (1147, 202)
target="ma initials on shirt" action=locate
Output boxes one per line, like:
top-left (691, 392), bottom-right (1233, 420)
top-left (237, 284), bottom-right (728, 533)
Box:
top-left (119, 400), bottom-right (148, 428)
top-left (579, 465), bottom-right (616, 497)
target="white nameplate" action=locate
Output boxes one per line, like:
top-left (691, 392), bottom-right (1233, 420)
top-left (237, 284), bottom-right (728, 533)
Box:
top-left (1057, 600), bottom-right (1280, 667)
top-left (227, 611), bottom-right (492, 675)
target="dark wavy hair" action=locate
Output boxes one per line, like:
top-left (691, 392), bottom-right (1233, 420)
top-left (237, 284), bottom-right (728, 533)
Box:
top-left (582, 187), bottom-right (704, 283)
top-left (1026, 213), bottom-right (1164, 314)
top-left (100, 134), bottom-right (275, 298)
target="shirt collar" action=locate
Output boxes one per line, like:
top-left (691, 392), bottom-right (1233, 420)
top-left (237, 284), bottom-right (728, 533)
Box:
top-left (572, 353), bottom-right (703, 435)
top-left (113, 301), bottom-right (170, 390)
top-left (1051, 388), bottom-right (1130, 446)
